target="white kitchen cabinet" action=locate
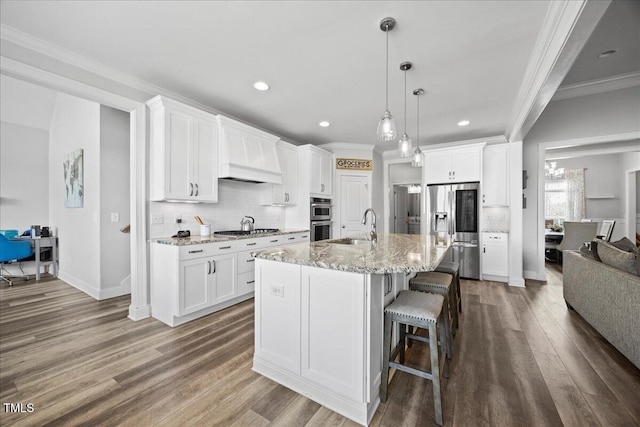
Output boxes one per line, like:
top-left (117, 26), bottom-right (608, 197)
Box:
top-left (482, 144), bottom-right (509, 206)
top-left (482, 232), bottom-right (509, 280)
top-left (147, 95), bottom-right (218, 203)
top-left (425, 145), bottom-right (481, 184)
top-left (298, 145), bottom-right (333, 197)
top-left (236, 233), bottom-right (309, 297)
top-left (260, 141), bottom-right (298, 205)
top-left (150, 240), bottom-right (238, 326)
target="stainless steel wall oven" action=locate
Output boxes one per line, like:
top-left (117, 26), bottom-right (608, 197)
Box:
top-left (310, 197), bottom-right (332, 241)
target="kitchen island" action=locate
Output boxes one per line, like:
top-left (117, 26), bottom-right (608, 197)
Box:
top-left (252, 233), bottom-right (451, 426)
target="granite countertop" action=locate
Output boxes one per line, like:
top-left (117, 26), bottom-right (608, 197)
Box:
top-left (253, 233), bottom-right (452, 274)
top-left (150, 229), bottom-right (309, 246)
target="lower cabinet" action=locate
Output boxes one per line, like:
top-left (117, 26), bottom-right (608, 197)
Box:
top-left (482, 232), bottom-right (509, 280)
top-left (253, 259), bottom-right (387, 425)
top-left (151, 232), bottom-right (309, 327)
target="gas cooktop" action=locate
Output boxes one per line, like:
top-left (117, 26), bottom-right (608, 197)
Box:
top-left (214, 228), bottom-right (280, 236)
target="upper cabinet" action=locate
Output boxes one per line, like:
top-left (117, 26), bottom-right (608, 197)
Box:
top-left (147, 95), bottom-right (218, 203)
top-left (482, 144), bottom-right (509, 206)
top-left (425, 146), bottom-right (481, 184)
top-left (261, 141), bottom-right (298, 205)
top-left (308, 146), bottom-right (333, 197)
top-left (217, 116), bottom-right (282, 184)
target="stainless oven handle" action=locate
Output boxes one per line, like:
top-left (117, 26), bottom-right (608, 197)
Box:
top-left (311, 221), bottom-right (333, 226)
top-left (310, 203), bottom-right (333, 208)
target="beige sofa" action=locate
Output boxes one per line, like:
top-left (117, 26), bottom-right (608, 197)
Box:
top-left (563, 250), bottom-right (640, 368)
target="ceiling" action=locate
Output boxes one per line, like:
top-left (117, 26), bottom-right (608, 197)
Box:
top-left (0, 1), bottom-right (638, 149)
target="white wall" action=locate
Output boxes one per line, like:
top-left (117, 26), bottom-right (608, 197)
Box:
top-left (148, 180), bottom-right (286, 238)
top-left (0, 122), bottom-right (49, 231)
top-left (523, 86), bottom-right (640, 280)
top-left (100, 106), bottom-right (131, 294)
top-left (49, 92), bottom-right (101, 293)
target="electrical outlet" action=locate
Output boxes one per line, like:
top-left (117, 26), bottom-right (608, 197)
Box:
top-left (151, 213), bottom-right (164, 224)
top-left (111, 212), bottom-right (119, 222)
top-left (270, 285), bottom-right (284, 298)
top-left (174, 213), bottom-right (182, 224)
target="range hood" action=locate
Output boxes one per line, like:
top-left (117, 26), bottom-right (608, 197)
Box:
top-left (218, 116), bottom-right (282, 184)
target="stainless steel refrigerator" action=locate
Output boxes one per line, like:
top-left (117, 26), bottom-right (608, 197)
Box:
top-left (427, 182), bottom-right (480, 279)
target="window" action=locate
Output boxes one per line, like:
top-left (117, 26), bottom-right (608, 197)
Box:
top-left (545, 180), bottom-right (567, 223)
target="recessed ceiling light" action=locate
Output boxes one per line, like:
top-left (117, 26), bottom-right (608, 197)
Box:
top-left (457, 120), bottom-right (470, 127)
top-left (319, 121), bottom-right (330, 127)
top-left (598, 49), bottom-right (618, 58)
top-left (253, 81), bottom-right (270, 91)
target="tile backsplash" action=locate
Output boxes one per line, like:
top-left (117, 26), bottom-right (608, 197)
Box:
top-left (148, 180), bottom-right (286, 238)
top-left (482, 206), bottom-right (510, 232)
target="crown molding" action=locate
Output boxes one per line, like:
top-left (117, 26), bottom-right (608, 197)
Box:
top-left (552, 71), bottom-right (640, 101)
top-left (319, 142), bottom-right (378, 153)
top-left (505, 0), bottom-right (610, 142)
top-left (381, 135), bottom-right (504, 158)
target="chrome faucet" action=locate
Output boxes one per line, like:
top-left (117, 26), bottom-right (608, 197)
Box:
top-left (361, 208), bottom-right (377, 243)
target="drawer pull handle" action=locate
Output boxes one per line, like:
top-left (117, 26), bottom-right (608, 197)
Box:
top-left (247, 280), bottom-right (255, 284)
top-left (246, 259), bottom-right (255, 263)
top-left (247, 243), bottom-right (257, 246)
top-left (188, 249), bottom-right (204, 254)
top-left (270, 239), bottom-right (278, 243)
top-left (288, 237), bottom-right (295, 240)
top-left (220, 246), bottom-right (231, 249)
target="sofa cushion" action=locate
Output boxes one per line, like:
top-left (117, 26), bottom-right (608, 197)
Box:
top-left (610, 237), bottom-right (638, 253)
top-left (597, 241), bottom-right (638, 276)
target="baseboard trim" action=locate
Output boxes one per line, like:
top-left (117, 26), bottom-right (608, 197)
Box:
top-left (128, 303), bottom-right (151, 321)
top-left (57, 271), bottom-right (100, 300)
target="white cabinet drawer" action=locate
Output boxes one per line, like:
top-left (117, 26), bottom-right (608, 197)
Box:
top-left (484, 233), bottom-right (507, 242)
top-left (238, 270), bottom-right (256, 296)
top-left (179, 241), bottom-right (237, 260)
top-left (237, 236), bottom-right (283, 251)
top-left (238, 249), bottom-right (257, 274)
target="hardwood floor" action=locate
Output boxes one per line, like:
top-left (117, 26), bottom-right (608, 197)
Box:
top-left (1, 267), bottom-right (639, 426)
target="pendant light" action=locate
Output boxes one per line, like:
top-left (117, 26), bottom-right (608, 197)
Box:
top-left (411, 88), bottom-right (424, 167)
top-left (376, 17), bottom-right (397, 141)
top-left (397, 62), bottom-right (413, 157)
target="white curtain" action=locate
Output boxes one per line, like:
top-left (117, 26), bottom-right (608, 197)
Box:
top-left (565, 168), bottom-right (585, 221)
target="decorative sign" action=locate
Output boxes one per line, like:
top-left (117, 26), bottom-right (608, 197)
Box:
top-left (336, 158), bottom-right (373, 171)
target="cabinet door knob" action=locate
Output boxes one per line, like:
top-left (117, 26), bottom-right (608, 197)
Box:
top-left (341, 225), bottom-right (346, 229)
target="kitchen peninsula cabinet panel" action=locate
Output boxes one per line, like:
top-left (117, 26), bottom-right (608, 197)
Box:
top-left (255, 260), bottom-right (302, 374)
top-left (425, 146), bottom-right (481, 184)
top-left (482, 144), bottom-right (509, 206)
top-left (147, 95), bottom-right (219, 203)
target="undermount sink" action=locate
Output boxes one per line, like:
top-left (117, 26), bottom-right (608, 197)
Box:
top-left (329, 238), bottom-right (373, 245)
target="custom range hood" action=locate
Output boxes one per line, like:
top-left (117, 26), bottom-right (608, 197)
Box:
top-left (218, 116), bottom-right (282, 184)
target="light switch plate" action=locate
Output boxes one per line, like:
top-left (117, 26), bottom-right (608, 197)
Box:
top-left (151, 213), bottom-right (164, 224)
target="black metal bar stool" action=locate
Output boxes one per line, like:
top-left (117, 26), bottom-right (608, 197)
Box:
top-left (435, 261), bottom-right (461, 313)
top-left (380, 290), bottom-right (450, 426)
top-left (410, 271), bottom-right (458, 336)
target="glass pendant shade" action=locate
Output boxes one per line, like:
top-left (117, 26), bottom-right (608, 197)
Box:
top-left (411, 146), bottom-right (423, 167)
top-left (377, 110), bottom-right (397, 141)
top-left (398, 133), bottom-right (412, 157)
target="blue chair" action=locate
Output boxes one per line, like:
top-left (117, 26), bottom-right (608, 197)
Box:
top-left (0, 231), bottom-right (34, 286)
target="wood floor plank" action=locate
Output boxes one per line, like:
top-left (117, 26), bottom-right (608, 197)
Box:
top-left (532, 350), bottom-right (600, 427)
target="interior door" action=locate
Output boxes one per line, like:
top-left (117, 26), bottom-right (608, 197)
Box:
top-left (394, 186), bottom-right (408, 233)
top-left (339, 175), bottom-right (369, 238)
